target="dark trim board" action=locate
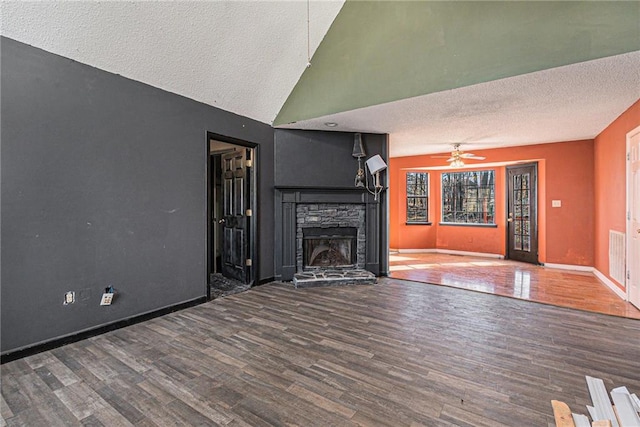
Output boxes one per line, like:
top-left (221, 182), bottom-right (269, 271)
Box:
top-left (258, 277), bottom-right (275, 286)
top-left (0, 297), bottom-right (207, 364)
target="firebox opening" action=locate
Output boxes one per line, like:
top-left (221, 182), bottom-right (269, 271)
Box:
top-left (302, 227), bottom-right (357, 269)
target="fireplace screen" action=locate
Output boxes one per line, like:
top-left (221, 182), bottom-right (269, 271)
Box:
top-left (303, 227), bottom-right (357, 268)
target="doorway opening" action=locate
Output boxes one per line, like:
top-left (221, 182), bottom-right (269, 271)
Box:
top-left (506, 163), bottom-right (538, 264)
top-left (207, 134), bottom-right (257, 300)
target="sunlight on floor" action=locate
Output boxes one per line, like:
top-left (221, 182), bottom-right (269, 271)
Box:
top-left (389, 265), bottom-right (415, 271)
top-left (389, 255), bottom-right (419, 262)
top-left (388, 252), bottom-right (640, 319)
top-left (469, 261), bottom-right (506, 267)
top-left (513, 270), bottom-right (531, 299)
top-left (406, 263), bottom-right (437, 269)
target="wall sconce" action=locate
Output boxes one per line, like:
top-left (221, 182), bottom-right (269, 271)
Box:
top-left (365, 154), bottom-right (387, 201)
top-left (352, 133), bottom-right (366, 188)
top-left (352, 133), bottom-right (387, 201)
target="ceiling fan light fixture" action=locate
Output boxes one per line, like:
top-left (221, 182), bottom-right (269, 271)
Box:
top-left (450, 158), bottom-right (465, 168)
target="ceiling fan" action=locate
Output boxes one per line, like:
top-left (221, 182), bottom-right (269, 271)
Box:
top-left (431, 143), bottom-right (486, 167)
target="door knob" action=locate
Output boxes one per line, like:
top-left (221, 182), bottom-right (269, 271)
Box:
top-left (507, 213), bottom-right (513, 223)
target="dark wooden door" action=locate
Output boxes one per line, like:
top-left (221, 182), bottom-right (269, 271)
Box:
top-left (221, 149), bottom-right (249, 283)
top-left (507, 163), bottom-right (538, 264)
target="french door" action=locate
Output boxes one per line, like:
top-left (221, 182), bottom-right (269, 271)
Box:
top-left (506, 163), bottom-right (538, 264)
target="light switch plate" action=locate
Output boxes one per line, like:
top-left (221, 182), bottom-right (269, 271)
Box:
top-left (552, 200), bottom-right (562, 208)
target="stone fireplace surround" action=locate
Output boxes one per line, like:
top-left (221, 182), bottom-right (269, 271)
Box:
top-left (296, 203), bottom-right (365, 271)
top-left (274, 187), bottom-right (384, 285)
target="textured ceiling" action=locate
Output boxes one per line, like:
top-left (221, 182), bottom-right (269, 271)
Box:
top-left (275, 1), bottom-right (640, 157)
top-left (276, 1), bottom-right (640, 126)
top-left (0, 1), bottom-right (344, 124)
top-left (2, 1), bottom-right (639, 159)
top-left (282, 51), bottom-right (640, 158)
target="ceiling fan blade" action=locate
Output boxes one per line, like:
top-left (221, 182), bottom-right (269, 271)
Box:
top-left (458, 153), bottom-right (486, 159)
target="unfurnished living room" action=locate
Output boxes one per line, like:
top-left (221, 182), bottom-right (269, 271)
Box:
top-left (2, 2), bottom-right (640, 426)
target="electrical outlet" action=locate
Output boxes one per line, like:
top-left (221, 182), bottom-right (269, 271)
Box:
top-left (100, 293), bottom-right (113, 306)
top-left (64, 291), bottom-right (75, 305)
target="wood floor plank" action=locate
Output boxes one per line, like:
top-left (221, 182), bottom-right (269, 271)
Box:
top-left (2, 279), bottom-right (640, 426)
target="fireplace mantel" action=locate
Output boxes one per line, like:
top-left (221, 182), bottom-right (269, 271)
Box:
top-left (274, 187), bottom-right (386, 281)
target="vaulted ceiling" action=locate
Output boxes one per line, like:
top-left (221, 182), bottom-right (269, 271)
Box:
top-left (2, 1), bottom-right (639, 158)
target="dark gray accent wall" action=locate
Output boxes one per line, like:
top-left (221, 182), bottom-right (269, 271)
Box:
top-left (1, 37), bottom-right (274, 354)
top-left (273, 129), bottom-right (389, 279)
top-left (275, 130), bottom-right (386, 188)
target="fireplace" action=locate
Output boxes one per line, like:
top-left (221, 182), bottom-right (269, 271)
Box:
top-left (275, 187), bottom-right (386, 283)
top-left (296, 203), bottom-right (366, 272)
top-left (303, 227), bottom-right (357, 269)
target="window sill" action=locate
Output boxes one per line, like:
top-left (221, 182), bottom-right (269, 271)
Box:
top-left (405, 222), bottom-right (432, 226)
top-left (438, 222), bottom-right (498, 228)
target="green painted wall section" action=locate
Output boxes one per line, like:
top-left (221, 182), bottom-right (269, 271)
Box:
top-left (275, 1), bottom-right (640, 125)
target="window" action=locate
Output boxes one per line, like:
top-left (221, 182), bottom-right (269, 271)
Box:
top-left (406, 172), bottom-right (429, 223)
top-left (441, 170), bottom-right (495, 225)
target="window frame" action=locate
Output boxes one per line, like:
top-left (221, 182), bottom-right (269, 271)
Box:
top-left (440, 169), bottom-right (496, 227)
top-left (406, 172), bottom-right (430, 225)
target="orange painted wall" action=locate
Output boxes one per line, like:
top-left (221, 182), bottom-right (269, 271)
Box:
top-left (390, 139), bottom-right (595, 266)
top-left (594, 99), bottom-right (640, 290)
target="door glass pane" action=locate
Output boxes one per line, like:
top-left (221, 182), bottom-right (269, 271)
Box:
top-left (515, 235), bottom-right (522, 250)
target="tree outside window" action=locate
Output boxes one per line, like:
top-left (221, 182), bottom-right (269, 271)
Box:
top-left (441, 170), bottom-right (495, 225)
top-left (406, 172), bottom-right (428, 223)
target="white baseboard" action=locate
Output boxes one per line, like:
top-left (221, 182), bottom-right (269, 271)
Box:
top-left (593, 268), bottom-right (627, 300)
top-left (543, 263), bottom-right (594, 273)
top-left (395, 248), bottom-right (503, 259)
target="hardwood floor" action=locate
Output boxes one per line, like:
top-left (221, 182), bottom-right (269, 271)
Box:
top-left (389, 253), bottom-right (640, 320)
top-left (2, 280), bottom-right (640, 426)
